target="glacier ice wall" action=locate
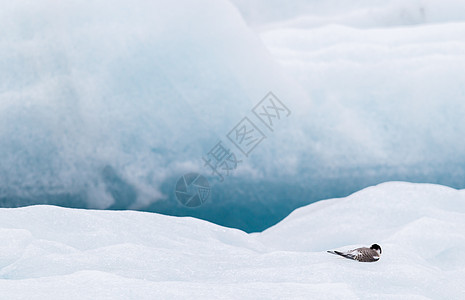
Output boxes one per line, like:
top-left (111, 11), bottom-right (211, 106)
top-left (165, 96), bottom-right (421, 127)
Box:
top-left (1, 0), bottom-right (465, 232)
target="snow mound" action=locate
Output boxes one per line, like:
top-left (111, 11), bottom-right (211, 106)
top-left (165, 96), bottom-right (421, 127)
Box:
top-left (0, 182), bottom-right (464, 299)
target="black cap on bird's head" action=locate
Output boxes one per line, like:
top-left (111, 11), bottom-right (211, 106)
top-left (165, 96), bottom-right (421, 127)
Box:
top-left (370, 244), bottom-right (382, 254)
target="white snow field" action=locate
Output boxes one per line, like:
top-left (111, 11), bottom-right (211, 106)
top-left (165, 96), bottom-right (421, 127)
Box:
top-left (0, 182), bottom-right (464, 299)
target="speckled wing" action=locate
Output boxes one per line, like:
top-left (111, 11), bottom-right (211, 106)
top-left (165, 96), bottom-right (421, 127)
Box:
top-left (327, 248), bottom-right (379, 262)
top-left (327, 250), bottom-right (357, 260)
top-left (354, 248), bottom-right (380, 262)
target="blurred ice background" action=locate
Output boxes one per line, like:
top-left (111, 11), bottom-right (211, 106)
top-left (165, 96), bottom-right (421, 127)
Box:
top-left (1, 0), bottom-right (464, 232)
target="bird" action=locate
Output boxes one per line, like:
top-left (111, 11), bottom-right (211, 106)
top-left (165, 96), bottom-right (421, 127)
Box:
top-left (327, 244), bottom-right (382, 262)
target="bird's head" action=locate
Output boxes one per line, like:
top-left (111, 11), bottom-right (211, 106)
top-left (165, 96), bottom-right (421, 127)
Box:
top-left (370, 244), bottom-right (382, 255)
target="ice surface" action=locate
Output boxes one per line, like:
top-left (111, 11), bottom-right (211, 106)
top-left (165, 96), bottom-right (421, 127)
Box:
top-left (1, 0), bottom-right (465, 231)
top-left (232, 0), bottom-right (465, 28)
top-left (0, 182), bottom-right (464, 299)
